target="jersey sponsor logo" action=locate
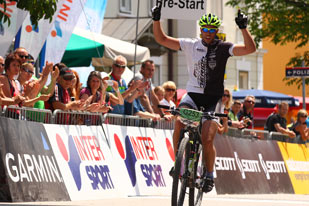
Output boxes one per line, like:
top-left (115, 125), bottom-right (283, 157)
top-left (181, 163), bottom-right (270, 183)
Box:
top-left (214, 152), bottom-right (287, 180)
top-left (114, 133), bottom-right (166, 188)
top-left (55, 133), bottom-right (114, 191)
top-left (5, 133), bottom-right (63, 183)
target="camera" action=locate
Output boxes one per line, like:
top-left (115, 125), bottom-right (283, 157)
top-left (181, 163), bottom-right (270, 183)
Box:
top-left (107, 80), bottom-right (114, 86)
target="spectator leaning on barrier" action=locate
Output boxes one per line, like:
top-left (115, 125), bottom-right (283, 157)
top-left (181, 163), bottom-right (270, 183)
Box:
top-left (15, 63), bottom-right (50, 107)
top-left (125, 79), bottom-right (161, 121)
top-left (100, 71), bottom-right (124, 107)
top-left (266, 102), bottom-right (296, 138)
top-left (131, 60), bottom-right (166, 118)
top-left (46, 66), bottom-right (84, 111)
top-left (228, 100), bottom-right (247, 129)
top-left (0, 56), bottom-right (4, 74)
top-left (79, 71), bottom-right (112, 113)
top-left (106, 55), bottom-right (141, 114)
top-left (289, 109), bottom-right (309, 142)
top-left (238, 95), bottom-right (255, 128)
top-left (0, 53), bottom-right (25, 105)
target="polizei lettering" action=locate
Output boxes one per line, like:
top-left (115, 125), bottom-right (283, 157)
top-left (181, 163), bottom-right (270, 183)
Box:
top-left (159, 0), bottom-right (205, 10)
top-left (6, 153), bottom-right (62, 183)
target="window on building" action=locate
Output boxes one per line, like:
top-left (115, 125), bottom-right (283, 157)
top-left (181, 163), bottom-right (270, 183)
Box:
top-left (239, 71), bottom-right (249, 89)
top-left (120, 0), bottom-right (132, 14)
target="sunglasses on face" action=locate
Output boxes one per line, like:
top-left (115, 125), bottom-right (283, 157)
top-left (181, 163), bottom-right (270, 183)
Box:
top-left (245, 100), bottom-right (255, 104)
top-left (63, 75), bottom-right (75, 81)
top-left (165, 88), bottom-right (176, 92)
top-left (201, 27), bottom-right (218, 33)
top-left (114, 63), bottom-right (126, 69)
top-left (300, 115), bottom-right (308, 118)
top-left (0, 63), bottom-right (4, 67)
top-left (22, 68), bottom-right (34, 75)
top-left (19, 55), bottom-right (29, 59)
top-left (223, 94), bottom-right (230, 98)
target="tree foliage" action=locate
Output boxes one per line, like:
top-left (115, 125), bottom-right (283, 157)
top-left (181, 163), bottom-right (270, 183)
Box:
top-left (226, 0), bottom-right (309, 88)
top-left (0, 0), bottom-right (58, 27)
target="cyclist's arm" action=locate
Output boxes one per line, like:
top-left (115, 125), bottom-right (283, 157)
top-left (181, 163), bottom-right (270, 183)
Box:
top-left (153, 21), bottom-right (180, 51)
top-left (232, 29), bottom-right (256, 56)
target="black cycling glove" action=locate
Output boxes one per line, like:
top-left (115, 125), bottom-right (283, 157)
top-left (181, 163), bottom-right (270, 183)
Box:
top-left (152, 5), bottom-right (161, 21)
top-left (235, 10), bottom-right (248, 29)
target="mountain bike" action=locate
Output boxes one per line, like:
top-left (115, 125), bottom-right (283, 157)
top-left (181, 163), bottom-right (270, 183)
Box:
top-left (158, 105), bottom-right (227, 206)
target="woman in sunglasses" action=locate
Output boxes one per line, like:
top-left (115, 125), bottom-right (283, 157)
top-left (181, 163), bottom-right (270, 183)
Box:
top-left (160, 81), bottom-right (177, 109)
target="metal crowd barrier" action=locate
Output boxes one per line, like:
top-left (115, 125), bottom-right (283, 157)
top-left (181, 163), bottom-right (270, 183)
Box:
top-left (1, 106), bottom-right (307, 144)
top-left (103, 113), bottom-right (153, 127)
top-left (53, 109), bottom-right (103, 125)
top-left (3, 105), bottom-right (52, 123)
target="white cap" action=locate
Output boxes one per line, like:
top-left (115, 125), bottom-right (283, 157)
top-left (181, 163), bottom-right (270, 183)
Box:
top-left (100, 72), bottom-right (109, 80)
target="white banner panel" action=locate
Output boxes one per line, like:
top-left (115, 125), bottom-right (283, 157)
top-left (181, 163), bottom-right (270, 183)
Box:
top-left (103, 124), bottom-right (174, 196)
top-left (153, 0), bottom-right (206, 20)
top-left (19, 0), bottom-right (64, 60)
top-left (0, 1), bottom-right (27, 56)
top-left (44, 0), bottom-right (87, 65)
top-left (44, 124), bottom-right (126, 200)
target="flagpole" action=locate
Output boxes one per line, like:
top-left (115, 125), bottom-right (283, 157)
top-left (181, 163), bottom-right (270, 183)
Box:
top-left (131, 0), bottom-right (140, 115)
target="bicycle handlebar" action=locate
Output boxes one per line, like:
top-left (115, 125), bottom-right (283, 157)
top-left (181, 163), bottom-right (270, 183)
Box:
top-left (158, 105), bottom-right (227, 121)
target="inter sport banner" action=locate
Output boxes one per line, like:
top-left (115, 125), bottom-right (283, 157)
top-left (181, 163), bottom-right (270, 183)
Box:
top-left (18, 0), bottom-right (65, 61)
top-left (153, 0), bottom-right (206, 20)
top-left (277, 142), bottom-right (309, 194)
top-left (0, 117), bottom-right (70, 202)
top-left (103, 124), bottom-right (174, 196)
top-left (44, 0), bottom-right (87, 65)
top-left (44, 124), bottom-right (125, 200)
top-left (213, 134), bottom-right (294, 194)
top-left (0, 1), bottom-right (28, 56)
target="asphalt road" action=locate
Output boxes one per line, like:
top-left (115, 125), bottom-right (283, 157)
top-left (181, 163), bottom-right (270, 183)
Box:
top-left (0, 194), bottom-right (308, 206)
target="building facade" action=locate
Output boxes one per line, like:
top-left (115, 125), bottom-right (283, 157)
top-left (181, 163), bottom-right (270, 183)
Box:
top-left (102, 0), bottom-right (266, 92)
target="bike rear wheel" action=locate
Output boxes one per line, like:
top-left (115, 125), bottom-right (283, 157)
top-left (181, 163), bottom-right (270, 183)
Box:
top-left (189, 145), bottom-right (204, 206)
top-left (171, 130), bottom-right (190, 206)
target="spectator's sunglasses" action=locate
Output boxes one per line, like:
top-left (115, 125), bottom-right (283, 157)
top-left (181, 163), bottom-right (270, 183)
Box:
top-left (22, 68), bottom-right (34, 75)
top-left (113, 63), bottom-right (126, 69)
top-left (0, 63), bottom-right (4, 67)
top-left (245, 100), bottom-right (255, 104)
top-left (18, 54), bottom-right (30, 59)
top-left (223, 93), bottom-right (230, 98)
top-left (201, 27), bottom-right (218, 33)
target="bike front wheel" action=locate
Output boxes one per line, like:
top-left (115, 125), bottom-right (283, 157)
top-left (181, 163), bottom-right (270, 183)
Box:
top-left (189, 144), bottom-right (204, 206)
top-left (171, 130), bottom-right (190, 206)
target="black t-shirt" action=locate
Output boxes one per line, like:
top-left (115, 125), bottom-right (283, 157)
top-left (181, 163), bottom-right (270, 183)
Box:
top-left (203, 40), bottom-right (233, 96)
top-left (267, 114), bottom-right (287, 132)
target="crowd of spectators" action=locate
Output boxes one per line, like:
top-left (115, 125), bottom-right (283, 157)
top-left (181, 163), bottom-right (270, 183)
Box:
top-left (0, 48), bottom-right (308, 143)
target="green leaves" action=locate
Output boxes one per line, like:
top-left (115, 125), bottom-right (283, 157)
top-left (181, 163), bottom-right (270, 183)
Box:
top-left (0, 0), bottom-right (58, 27)
top-left (226, 0), bottom-right (309, 87)
top-left (226, 0), bottom-right (309, 49)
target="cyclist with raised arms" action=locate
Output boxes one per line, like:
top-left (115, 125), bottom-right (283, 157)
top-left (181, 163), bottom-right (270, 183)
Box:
top-left (152, 5), bottom-right (256, 193)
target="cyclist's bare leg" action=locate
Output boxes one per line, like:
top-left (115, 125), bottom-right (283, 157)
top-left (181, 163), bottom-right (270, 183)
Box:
top-left (172, 116), bottom-right (185, 156)
top-left (201, 120), bottom-right (218, 174)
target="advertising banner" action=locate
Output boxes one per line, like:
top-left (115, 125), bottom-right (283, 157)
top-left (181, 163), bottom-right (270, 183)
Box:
top-left (44, 124), bottom-right (125, 200)
top-left (277, 142), bottom-right (309, 194)
top-left (18, 0), bottom-right (64, 60)
top-left (0, 1), bottom-right (28, 56)
top-left (45, 0), bottom-right (87, 64)
top-left (103, 124), bottom-right (174, 196)
top-left (0, 117), bottom-right (69, 202)
top-left (153, 0), bottom-right (206, 20)
top-left (214, 134), bottom-right (294, 194)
